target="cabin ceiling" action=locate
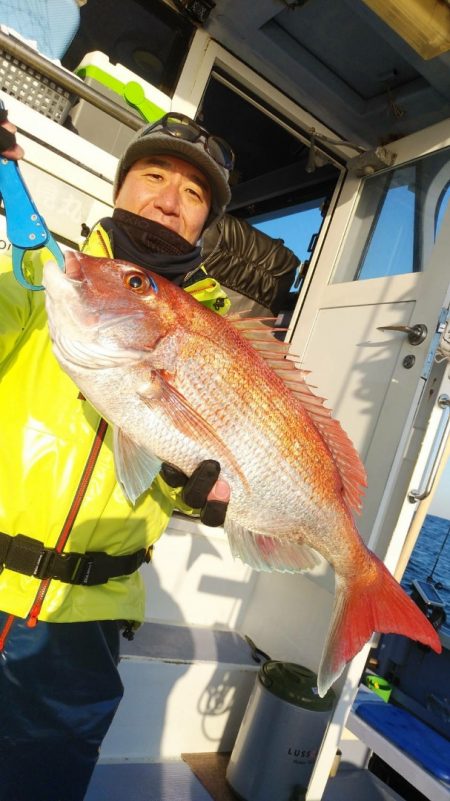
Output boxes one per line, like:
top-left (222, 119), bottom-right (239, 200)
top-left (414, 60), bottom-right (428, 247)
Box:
top-left (203, 0), bottom-right (450, 147)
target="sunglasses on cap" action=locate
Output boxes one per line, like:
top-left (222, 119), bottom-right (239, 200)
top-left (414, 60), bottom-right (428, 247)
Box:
top-left (141, 112), bottom-right (235, 171)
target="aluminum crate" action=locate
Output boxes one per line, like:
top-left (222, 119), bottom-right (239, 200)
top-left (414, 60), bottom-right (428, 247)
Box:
top-left (0, 48), bottom-right (73, 123)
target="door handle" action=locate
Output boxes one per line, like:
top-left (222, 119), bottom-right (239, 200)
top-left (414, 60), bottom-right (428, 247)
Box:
top-left (408, 394), bottom-right (450, 503)
top-left (377, 323), bottom-right (428, 345)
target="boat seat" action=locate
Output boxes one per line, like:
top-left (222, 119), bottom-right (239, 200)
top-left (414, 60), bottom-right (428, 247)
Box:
top-left (355, 701), bottom-right (450, 784)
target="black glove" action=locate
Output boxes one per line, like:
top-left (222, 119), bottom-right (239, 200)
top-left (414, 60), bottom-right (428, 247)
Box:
top-left (161, 459), bottom-right (229, 527)
top-left (0, 125), bottom-right (16, 152)
top-left (0, 107), bottom-right (17, 152)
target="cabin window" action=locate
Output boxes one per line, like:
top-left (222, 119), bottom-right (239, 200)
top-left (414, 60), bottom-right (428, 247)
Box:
top-left (248, 198), bottom-right (326, 295)
top-left (332, 146), bottom-right (450, 283)
top-left (355, 165), bottom-right (416, 280)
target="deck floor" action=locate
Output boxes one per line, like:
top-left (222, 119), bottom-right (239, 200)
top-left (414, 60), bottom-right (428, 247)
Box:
top-left (85, 759), bottom-right (215, 801)
top-left (183, 753), bottom-right (408, 801)
top-left (86, 754), bottom-right (410, 801)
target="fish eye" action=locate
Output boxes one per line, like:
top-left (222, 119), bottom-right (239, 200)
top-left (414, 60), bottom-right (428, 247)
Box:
top-left (124, 272), bottom-right (149, 292)
top-left (129, 275), bottom-right (143, 288)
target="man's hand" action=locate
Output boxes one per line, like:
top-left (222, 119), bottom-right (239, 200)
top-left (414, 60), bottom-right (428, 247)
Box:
top-left (161, 459), bottom-right (230, 527)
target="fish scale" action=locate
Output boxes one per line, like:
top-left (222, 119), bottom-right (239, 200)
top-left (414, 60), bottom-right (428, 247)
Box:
top-left (173, 354), bottom-right (330, 534)
top-left (43, 251), bottom-right (442, 696)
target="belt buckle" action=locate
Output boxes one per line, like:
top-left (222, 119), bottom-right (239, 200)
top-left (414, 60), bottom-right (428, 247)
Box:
top-left (33, 548), bottom-right (56, 580)
top-left (71, 554), bottom-right (94, 585)
top-left (34, 550), bottom-right (86, 583)
top-left (53, 551), bottom-right (88, 584)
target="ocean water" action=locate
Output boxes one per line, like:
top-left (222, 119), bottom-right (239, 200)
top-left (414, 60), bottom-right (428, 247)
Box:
top-left (401, 513), bottom-right (450, 624)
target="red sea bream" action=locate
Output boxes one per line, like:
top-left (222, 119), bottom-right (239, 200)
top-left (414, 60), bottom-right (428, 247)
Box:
top-left (43, 251), bottom-right (441, 696)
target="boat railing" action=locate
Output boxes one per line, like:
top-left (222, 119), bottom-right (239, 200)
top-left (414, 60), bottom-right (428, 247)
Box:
top-left (0, 29), bottom-right (142, 131)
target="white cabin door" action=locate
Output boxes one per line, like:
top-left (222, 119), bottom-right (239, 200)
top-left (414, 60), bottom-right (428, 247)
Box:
top-left (296, 121), bottom-right (450, 801)
top-left (290, 120), bottom-right (450, 552)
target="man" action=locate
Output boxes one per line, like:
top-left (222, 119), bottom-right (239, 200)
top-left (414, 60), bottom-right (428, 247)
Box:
top-left (0, 112), bottom-right (235, 801)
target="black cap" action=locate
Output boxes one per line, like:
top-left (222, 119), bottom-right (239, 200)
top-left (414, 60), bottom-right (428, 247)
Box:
top-left (113, 122), bottom-right (232, 229)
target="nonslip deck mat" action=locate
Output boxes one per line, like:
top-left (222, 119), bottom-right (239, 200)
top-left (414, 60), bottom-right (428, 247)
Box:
top-left (84, 761), bottom-right (215, 801)
top-left (182, 753), bottom-right (237, 801)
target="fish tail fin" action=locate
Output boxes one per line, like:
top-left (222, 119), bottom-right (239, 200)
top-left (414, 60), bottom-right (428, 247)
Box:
top-left (317, 554), bottom-right (442, 697)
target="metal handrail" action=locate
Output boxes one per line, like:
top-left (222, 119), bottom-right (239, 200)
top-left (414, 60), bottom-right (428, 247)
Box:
top-left (408, 394), bottom-right (450, 502)
top-left (0, 30), bottom-right (143, 130)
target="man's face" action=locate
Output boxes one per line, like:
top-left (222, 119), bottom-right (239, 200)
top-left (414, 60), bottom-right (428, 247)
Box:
top-left (114, 155), bottom-right (212, 245)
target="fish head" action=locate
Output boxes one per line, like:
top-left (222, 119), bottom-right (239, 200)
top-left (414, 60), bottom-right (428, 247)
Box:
top-left (43, 250), bottom-right (178, 371)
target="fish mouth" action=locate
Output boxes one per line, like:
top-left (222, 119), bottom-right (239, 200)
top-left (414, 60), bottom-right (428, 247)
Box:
top-left (64, 250), bottom-right (86, 283)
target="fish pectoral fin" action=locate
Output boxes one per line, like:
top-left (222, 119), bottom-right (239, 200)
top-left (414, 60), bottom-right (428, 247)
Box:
top-left (113, 427), bottom-right (162, 505)
top-left (225, 519), bottom-right (322, 573)
top-left (139, 373), bottom-right (218, 444)
top-left (139, 373), bottom-right (249, 490)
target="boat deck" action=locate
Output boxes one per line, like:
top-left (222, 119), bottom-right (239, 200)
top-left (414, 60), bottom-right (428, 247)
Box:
top-left (85, 753), bottom-right (409, 801)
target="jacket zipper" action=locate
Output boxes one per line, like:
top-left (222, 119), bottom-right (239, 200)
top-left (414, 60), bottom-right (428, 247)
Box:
top-left (26, 417), bottom-right (109, 628)
top-left (0, 613), bottom-right (16, 651)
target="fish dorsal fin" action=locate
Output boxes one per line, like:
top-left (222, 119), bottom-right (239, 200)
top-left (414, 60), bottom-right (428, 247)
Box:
top-left (229, 317), bottom-right (367, 513)
top-left (296, 384), bottom-right (367, 513)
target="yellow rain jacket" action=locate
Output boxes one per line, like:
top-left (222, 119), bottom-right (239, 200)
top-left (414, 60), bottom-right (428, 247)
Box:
top-left (0, 224), bottom-right (228, 625)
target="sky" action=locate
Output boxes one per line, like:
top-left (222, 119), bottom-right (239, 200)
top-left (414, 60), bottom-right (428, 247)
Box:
top-left (250, 202), bottom-right (323, 265)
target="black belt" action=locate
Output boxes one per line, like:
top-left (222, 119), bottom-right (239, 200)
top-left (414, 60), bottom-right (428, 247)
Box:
top-left (0, 532), bottom-right (150, 586)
